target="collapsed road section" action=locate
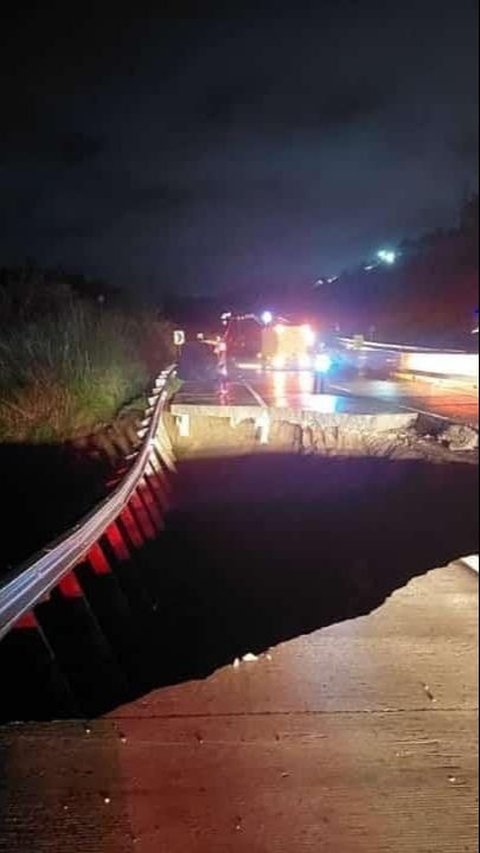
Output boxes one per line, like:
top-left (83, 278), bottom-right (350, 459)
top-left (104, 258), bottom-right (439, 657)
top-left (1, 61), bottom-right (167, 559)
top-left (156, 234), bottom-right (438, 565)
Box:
top-left (0, 375), bottom-right (477, 853)
top-left (168, 388), bottom-right (479, 460)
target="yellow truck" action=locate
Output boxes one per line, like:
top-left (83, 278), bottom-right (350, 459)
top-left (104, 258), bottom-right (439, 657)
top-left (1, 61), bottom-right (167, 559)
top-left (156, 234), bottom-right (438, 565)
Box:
top-left (223, 314), bottom-right (317, 370)
top-left (261, 322), bottom-right (316, 369)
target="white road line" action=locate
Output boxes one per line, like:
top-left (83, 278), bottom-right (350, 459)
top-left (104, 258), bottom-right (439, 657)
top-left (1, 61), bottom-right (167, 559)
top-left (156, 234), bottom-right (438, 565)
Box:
top-left (242, 381), bottom-right (267, 408)
top-left (330, 384), bottom-right (353, 395)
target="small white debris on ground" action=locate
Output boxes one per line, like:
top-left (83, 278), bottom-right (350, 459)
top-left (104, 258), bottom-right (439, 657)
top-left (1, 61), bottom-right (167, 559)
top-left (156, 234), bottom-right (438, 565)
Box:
top-left (233, 650), bottom-right (272, 667)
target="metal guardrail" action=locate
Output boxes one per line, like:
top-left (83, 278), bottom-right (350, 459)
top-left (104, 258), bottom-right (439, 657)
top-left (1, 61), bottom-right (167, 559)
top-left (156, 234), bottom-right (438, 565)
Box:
top-left (0, 365), bottom-right (177, 641)
top-left (337, 337), bottom-right (478, 384)
top-left (337, 336), bottom-right (465, 353)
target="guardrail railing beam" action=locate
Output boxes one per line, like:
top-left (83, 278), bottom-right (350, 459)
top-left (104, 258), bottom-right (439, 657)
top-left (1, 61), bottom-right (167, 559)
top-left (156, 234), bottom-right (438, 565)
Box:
top-left (0, 366), bottom-right (177, 641)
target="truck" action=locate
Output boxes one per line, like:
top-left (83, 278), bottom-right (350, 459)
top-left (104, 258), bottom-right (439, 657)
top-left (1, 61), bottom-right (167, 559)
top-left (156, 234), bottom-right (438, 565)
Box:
top-left (260, 321), bottom-right (316, 369)
top-left (224, 314), bottom-right (316, 370)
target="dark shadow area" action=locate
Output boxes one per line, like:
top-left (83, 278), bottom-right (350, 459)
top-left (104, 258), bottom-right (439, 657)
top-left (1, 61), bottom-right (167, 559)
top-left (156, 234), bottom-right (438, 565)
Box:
top-left (149, 454), bottom-right (478, 687)
top-left (0, 443), bottom-right (111, 573)
top-left (0, 453), bottom-right (477, 721)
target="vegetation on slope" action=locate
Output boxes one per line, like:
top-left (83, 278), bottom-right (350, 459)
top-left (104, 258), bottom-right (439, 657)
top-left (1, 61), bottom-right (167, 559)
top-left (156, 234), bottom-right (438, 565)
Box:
top-left (0, 272), bottom-right (173, 442)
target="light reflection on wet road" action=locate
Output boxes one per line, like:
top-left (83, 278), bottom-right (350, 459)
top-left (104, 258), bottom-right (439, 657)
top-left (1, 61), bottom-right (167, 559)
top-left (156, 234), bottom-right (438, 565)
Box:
top-left (243, 368), bottom-right (478, 424)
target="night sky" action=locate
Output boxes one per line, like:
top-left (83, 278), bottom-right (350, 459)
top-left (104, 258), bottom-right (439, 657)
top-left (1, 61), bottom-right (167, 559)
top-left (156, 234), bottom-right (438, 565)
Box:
top-left (0, 1), bottom-right (477, 299)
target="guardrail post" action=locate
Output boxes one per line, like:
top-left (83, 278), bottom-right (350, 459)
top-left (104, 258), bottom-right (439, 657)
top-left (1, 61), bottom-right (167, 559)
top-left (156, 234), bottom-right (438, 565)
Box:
top-left (74, 543), bottom-right (154, 692)
top-left (116, 507), bottom-right (164, 608)
top-left (138, 477), bottom-right (165, 532)
top-left (154, 427), bottom-right (176, 471)
top-left (129, 489), bottom-right (158, 541)
top-left (118, 504), bottom-right (148, 550)
top-left (0, 612), bottom-right (78, 722)
top-left (145, 461), bottom-right (170, 511)
top-left (34, 573), bottom-right (130, 717)
top-left (102, 525), bottom-right (155, 613)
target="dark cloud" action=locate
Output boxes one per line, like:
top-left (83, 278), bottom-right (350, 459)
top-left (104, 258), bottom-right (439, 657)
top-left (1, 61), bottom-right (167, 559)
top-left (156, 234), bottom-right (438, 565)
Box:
top-left (0, 0), bottom-right (477, 294)
top-left (57, 133), bottom-right (105, 166)
top-left (0, 126), bottom-right (105, 167)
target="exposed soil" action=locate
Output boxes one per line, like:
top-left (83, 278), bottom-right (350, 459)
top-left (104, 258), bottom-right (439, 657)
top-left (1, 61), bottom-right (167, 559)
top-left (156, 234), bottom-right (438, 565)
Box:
top-left (166, 410), bottom-right (479, 464)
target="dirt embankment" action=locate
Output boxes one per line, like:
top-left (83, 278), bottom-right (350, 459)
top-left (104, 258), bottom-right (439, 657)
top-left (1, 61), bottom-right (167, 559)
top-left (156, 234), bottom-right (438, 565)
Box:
top-left (0, 410), bottom-right (143, 575)
top-left (165, 410), bottom-right (479, 465)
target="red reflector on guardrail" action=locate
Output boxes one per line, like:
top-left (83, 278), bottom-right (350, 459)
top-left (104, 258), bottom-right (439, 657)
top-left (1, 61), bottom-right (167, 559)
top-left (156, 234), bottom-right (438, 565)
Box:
top-left (13, 611), bottom-right (38, 630)
top-left (88, 542), bottom-right (111, 576)
top-left (58, 573), bottom-right (84, 599)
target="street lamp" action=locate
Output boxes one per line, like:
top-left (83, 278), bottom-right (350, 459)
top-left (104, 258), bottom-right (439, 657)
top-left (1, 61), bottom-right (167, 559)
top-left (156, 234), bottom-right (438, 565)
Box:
top-left (377, 249), bottom-right (396, 265)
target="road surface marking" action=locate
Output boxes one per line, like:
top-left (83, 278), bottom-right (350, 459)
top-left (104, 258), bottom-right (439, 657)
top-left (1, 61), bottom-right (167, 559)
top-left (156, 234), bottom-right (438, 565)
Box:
top-left (242, 381), bottom-right (267, 408)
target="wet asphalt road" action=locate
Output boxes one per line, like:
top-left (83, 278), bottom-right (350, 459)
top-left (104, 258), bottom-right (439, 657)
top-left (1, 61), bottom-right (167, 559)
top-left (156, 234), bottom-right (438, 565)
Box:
top-left (173, 366), bottom-right (478, 424)
top-left (245, 368), bottom-right (479, 424)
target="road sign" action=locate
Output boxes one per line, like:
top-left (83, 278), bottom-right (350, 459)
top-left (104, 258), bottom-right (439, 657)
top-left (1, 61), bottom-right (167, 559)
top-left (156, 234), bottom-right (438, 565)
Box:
top-left (173, 330), bottom-right (185, 347)
top-left (353, 334), bottom-right (364, 349)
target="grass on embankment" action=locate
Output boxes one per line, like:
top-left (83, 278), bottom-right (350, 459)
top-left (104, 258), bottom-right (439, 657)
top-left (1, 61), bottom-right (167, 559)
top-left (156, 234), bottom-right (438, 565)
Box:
top-left (0, 300), bottom-right (173, 443)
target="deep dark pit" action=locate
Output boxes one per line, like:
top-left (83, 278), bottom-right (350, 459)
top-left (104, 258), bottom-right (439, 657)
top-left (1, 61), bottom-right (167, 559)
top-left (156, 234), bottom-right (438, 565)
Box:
top-left (0, 452), bottom-right (477, 721)
top-left (0, 415), bottom-right (141, 575)
top-left (155, 454), bottom-right (478, 681)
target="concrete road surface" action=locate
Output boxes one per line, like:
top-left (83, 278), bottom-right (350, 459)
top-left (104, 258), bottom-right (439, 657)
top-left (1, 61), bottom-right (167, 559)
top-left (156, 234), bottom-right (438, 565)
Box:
top-left (0, 563), bottom-right (476, 853)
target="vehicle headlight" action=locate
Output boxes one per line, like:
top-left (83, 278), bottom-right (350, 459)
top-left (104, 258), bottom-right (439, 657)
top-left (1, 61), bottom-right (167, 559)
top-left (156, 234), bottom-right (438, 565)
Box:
top-left (314, 353), bottom-right (332, 373)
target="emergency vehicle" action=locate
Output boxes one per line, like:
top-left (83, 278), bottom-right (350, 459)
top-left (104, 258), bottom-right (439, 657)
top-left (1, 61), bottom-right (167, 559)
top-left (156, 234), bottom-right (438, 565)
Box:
top-left (223, 312), bottom-right (316, 370)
